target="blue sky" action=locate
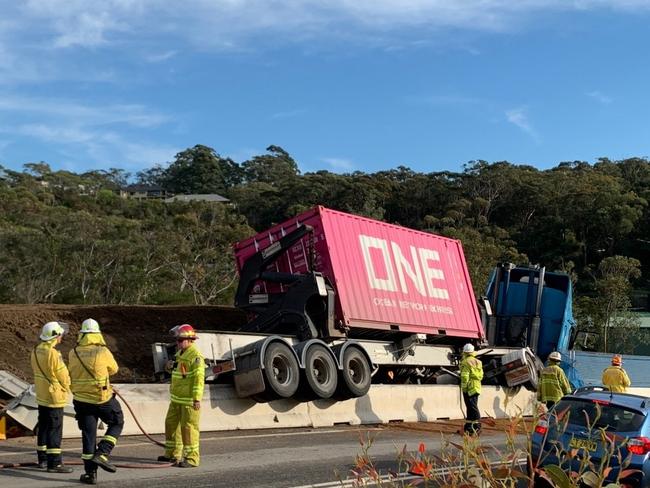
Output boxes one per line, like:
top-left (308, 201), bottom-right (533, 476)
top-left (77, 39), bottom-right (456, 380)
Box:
top-left (1, 1), bottom-right (650, 176)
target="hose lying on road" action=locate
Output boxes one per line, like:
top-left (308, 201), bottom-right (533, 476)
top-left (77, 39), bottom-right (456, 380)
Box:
top-left (114, 389), bottom-right (166, 448)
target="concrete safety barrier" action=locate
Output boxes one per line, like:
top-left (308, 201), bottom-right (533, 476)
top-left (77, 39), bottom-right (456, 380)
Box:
top-left (52, 383), bottom-right (536, 438)
top-left (48, 385), bottom-right (649, 438)
top-left (8, 381), bottom-right (650, 440)
top-left (628, 387), bottom-right (650, 397)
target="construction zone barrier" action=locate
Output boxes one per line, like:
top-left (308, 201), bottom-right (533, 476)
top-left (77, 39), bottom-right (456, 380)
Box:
top-left (3, 384), bottom-right (537, 438)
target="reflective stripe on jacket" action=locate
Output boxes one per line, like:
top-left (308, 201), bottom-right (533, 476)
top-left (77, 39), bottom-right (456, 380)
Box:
top-left (68, 333), bottom-right (118, 404)
top-left (170, 344), bottom-right (205, 406)
top-left (31, 340), bottom-right (71, 407)
top-left (537, 363), bottom-right (571, 403)
top-left (460, 353), bottom-right (483, 396)
top-left (602, 366), bottom-right (631, 393)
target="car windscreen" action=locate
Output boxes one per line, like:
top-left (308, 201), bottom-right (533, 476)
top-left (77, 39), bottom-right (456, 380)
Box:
top-left (552, 398), bottom-right (646, 432)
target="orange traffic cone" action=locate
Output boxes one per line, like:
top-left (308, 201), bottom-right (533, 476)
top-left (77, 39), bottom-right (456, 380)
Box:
top-left (408, 442), bottom-right (433, 477)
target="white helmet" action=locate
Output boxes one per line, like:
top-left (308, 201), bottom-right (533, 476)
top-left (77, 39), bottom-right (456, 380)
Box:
top-left (80, 318), bottom-right (101, 334)
top-left (40, 321), bottom-right (66, 341)
top-left (548, 351), bottom-right (562, 362)
top-left (463, 343), bottom-right (475, 353)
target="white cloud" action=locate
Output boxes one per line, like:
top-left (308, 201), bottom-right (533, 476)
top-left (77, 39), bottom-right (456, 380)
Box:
top-left (0, 122), bottom-right (178, 169)
top-left (145, 50), bottom-right (178, 63)
top-left (586, 90), bottom-right (612, 104)
top-left (52, 12), bottom-right (123, 48)
top-left (0, 94), bottom-right (174, 169)
top-left (505, 106), bottom-right (540, 143)
top-left (0, 96), bottom-right (168, 128)
top-left (322, 157), bottom-right (355, 171)
top-left (6, 1), bottom-right (650, 52)
top-left (0, 1), bottom-right (647, 84)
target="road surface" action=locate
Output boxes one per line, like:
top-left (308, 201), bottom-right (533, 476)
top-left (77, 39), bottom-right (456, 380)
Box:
top-left (0, 424), bottom-right (527, 487)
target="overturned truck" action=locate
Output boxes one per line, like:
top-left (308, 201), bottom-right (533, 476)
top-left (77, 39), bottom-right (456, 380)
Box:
top-left (154, 206), bottom-right (547, 401)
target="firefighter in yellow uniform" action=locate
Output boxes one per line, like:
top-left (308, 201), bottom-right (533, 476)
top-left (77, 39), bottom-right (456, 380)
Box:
top-left (31, 321), bottom-right (73, 473)
top-left (158, 324), bottom-right (205, 467)
top-left (538, 351), bottom-right (572, 409)
top-left (69, 318), bottom-right (124, 485)
top-left (602, 354), bottom-right (631, 392)
top-left (460, 343), bottom-right (483, 435)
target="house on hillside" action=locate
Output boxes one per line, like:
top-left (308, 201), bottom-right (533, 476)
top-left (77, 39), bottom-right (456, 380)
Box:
top-left (164, 193), bottom-right (230, 204)
top-left (120, 185), bottom-right (230, 204)
top-left (120, 184), bottom-right (170, 199)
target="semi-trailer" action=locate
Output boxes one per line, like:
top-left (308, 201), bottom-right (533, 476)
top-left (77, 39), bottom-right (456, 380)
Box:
top-left (153, 206), bottom-right (577, 401)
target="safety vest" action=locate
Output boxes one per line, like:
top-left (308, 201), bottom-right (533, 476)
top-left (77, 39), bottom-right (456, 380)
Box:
top-left (68, 333), bottom-right (118, 404)
top-left (460, 353), bottom-right (483, 396)
top-left (170, 344), bottom-right (205, 406)
top-left (537, 363), bottom-right (571, 403)
top-left (31, 339), bottom-right (71, 408)
top-left (602, 366), bottom-right (631, 393)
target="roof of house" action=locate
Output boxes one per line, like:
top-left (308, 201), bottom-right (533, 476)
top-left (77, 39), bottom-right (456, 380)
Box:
top-left (164, 193), bottom-right (229, 203)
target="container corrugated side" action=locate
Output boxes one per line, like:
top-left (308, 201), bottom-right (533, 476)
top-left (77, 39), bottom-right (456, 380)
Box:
top-left (319, 208), bottom-right (483, 338)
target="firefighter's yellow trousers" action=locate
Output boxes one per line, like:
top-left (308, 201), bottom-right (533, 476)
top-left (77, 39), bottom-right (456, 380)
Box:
top-left (163, 402), bottom-right (201, 466)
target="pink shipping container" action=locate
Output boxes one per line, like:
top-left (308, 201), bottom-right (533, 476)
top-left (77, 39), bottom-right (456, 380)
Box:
top-left (234, 206), bottom-right (484, 341)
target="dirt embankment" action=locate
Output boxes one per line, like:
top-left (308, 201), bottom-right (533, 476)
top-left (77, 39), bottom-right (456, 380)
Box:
top-left (0, 304), bottom-right (246, 383)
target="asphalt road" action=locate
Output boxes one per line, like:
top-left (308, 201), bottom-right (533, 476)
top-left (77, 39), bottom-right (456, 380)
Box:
top-left (0, 425), bottom-right (527, 487)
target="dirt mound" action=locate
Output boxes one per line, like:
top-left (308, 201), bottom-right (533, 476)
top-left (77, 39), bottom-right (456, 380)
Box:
top-left (0, 304), bottom-right (246, 383)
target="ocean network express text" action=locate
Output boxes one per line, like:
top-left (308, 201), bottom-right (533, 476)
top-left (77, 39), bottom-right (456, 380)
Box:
top-left (359, 234), bottom-right (454, 315)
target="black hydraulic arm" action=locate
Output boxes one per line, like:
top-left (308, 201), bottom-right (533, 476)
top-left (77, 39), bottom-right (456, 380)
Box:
top-left (234, 224), bottom-right (314, 309)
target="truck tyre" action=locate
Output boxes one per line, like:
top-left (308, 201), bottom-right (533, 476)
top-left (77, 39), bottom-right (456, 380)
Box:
top-left (262, 341), bottom-right (300, 399)
top-left (336, 347), bottom-right (371, 398)
top-left (302, 344), bottom-right (338, 399)
top-left (524, 349), bottom-right (542, 392)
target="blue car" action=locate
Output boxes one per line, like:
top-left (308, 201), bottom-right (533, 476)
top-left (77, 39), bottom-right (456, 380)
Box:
top-left (531, 387), bottom-right (650, 487)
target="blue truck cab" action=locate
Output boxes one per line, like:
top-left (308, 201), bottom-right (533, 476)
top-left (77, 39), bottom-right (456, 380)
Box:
top-left (484, 263), bottom-right (583, 387)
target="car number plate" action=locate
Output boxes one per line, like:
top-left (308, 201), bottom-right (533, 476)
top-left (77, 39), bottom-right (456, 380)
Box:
top-left (569, 437), bottom-right (597, 451)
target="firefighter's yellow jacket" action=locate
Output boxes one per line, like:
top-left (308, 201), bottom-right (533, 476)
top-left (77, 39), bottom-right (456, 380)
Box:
top-left (31, 339), bottom-right (71, 408)
top-left (170, 344), bottom-right (205, 406)
top-left (537, 363), bottom-right (571, 403)
top-left (68, 333), bottom-right (118, 404)
top-left (460, 352), bottom-right (483, 396)
top-left (602, 365), bottom-right (631, 393)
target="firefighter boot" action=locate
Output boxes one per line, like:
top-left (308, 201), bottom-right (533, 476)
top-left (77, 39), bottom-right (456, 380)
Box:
top-left (157, 455), bottom-right (177, 463)
top-left (47, 464), bottom-right (73, 473)
top-left (91, 453), bottom-right (116, 473)
top-left (80, 472), bottom-right (97, 485)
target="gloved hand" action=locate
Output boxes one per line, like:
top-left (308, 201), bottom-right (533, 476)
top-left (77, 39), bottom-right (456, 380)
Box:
top-left (165, 360), bottom-right (175, 373)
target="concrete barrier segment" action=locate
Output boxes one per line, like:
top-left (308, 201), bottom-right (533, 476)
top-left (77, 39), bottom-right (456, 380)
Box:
top-left (4, 383), bottom-right (537, 438)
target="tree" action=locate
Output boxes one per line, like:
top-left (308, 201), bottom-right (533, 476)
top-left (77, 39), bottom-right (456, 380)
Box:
top-left (161, 145), bottom-right (242, 194)
top-left (441, 225), bottom-right (527, 298)
top-left (136, 165), bottom-right (166, 186)
top-left (575, 256), bottom-right (642, 353)
top-left (81, 168), bottom-right (131, 190)
top-left (241, 145), bottom-right (299, 186)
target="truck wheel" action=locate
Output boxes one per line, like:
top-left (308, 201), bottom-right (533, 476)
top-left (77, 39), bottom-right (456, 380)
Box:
top-left (524, 350), bottom-right (542, 391)
top-left (337, 347), bottom-right (371, 398)
top-left (302, 344), bottom-right (338, 399)
top-left (262, 342), bottom-right (300, 399)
